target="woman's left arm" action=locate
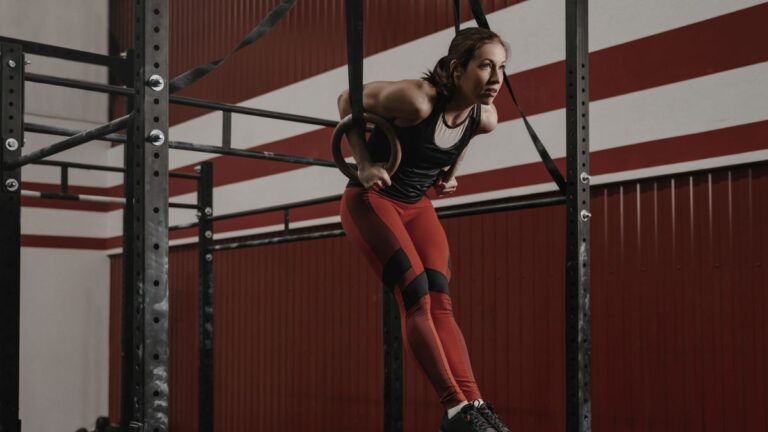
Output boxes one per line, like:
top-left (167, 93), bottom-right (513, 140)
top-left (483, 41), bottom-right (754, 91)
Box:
top-left (435, 104), bottom-right (499, 195)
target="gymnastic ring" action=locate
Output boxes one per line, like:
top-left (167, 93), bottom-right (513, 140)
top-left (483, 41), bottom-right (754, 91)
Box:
top-left (331, 113), bottom-right (402, 182)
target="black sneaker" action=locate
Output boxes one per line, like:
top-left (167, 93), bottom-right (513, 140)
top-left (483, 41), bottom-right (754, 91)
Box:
top-left (475, 402), bottom-right (510, 432)
top-left (440, 404), bottom-right (497, 432)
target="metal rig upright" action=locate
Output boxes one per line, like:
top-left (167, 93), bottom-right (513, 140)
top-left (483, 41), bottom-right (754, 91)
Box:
top-left (0, 42), bottom-right (24, 432)
top-left (565, 0), bottom-right (592, 430)
top-left (121, 0), bottom-right (171, 430)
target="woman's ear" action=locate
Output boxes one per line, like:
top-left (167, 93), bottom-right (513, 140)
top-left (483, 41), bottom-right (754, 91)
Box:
top-left (450, 59), bottom-right (461, 81)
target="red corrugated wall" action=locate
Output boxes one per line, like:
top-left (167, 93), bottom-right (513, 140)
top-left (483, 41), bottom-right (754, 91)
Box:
top-left (110, 163), bottom-right (768, 431)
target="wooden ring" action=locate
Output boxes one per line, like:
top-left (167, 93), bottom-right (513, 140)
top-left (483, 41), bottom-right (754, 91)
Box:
top-left (331, 113), bottom-right (402, 182)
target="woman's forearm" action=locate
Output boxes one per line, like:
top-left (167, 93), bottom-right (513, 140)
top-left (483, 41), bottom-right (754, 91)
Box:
top-left (337, 90), bottom-right (373, 168)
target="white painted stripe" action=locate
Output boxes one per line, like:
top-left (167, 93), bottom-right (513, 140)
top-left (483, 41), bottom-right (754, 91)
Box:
top-left (460, 62), bottom-right (768, 175)
top-left (21, 207), bottom-right (111, 238)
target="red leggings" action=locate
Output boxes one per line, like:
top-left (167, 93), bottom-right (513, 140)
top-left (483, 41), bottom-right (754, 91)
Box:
top-left (340, 186), bottom-right (481, 409)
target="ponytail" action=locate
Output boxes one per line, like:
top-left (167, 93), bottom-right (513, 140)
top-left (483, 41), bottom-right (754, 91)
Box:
top-left (423, 56), bottom-right (456, 96)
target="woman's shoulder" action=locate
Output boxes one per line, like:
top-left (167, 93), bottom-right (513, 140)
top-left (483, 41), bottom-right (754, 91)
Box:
top-left (382, 80), bottom-right (438, 125)
top-left (475, 103), bottom-right (499, 135)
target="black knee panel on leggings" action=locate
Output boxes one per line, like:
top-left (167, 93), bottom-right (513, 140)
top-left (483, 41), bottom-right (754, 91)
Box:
top-left (382, 249), bottom-right (412, 288)
top-left (402, 272), bottom-right (428, 311)
top-left (381, 249), bottom-right (428, 310)
top-left (425, 269), bottom-right (449, 294)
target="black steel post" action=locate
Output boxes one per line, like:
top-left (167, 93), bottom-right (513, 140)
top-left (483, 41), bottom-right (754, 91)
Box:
top-left (383, 290), bottom-right (403, 432)
top-left (0, 42), bottom-right (24, 432)
top-left (121, 0), bottom-right (170, 430)
top-left (60, 166), bottom-right (69, 194)
top-left (221, 111), bottom-right (231, 149)
top-left (196, 162), bottom-right (214, 432)
top-left (565, 0), bottom-right (591, 430)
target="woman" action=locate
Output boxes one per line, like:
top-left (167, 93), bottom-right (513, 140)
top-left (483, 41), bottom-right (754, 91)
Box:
top-left (337, 28), bottom-right (511, 432)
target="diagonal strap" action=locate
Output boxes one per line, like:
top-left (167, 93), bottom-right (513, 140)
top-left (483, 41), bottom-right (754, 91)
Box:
top-left (169, 0), bottom-right (296, 94)
top-left (344, 0), bottom-right (366, 140)
top-left (465, 0), bottom-right (566, 193)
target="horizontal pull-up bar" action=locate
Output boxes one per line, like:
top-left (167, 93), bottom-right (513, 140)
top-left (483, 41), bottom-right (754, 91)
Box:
top-left (203, 193), bottom-right (566, 252)
top-left (168, 140), bottom-right (337, 168)
top-left (25, 73), bottom-right (134, 96)
top-left (0, 35), bottom-right (124, 68)
top-left (21, 189), bottom-right (199, 209)
top-left (7, 114), bottom-right (133, 169)
top-left (31, 154), bottom-right (197, 180)
top-left (21, 190), bottom-right (125, 205)
top-left (24, 72), bottom-right (340, 129)
top-left (210, 193), bottom-right (343, 223)
top-left (25, 122), bottom-right (128, 144)
top-left (169, 95), bottom-right (339, 128)
top-left (24, 124), bottom-right (339, 170)
top-left (209, 229), bottom-right (346, 252)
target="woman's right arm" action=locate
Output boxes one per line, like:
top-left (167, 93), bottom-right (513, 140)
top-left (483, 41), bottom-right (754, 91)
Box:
top-left (337, 80), bottom-right (432, 189)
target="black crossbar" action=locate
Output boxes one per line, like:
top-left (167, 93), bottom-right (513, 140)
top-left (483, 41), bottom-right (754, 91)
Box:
top-left (26, 73), bottom-right (134, 96)
top-left (31, 159), bottom-right (125, 173)
top-left (25, 122), bottom-right (128, 143)
top-left (0, 36), bottom-right (123, 68)
top-left (168, 140), bottom-right (337, 168)
top-left (7, 114), bottom-right (132, 169)
top-left (170, 95), bottom-right (339, 128)
top-left (206, 194), bottom-right (565, 252)
top-left (169, 202), bottom-right (199, 210)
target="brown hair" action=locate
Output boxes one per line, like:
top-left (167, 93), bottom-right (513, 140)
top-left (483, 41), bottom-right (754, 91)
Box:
top-left (423, 27), bottom-right (508, 97)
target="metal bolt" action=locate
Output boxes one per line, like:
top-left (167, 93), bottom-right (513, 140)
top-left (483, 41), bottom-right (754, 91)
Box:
top-left (194, 165), bottom-right (201, 173)
top-left (5, 138), bottom-right (19, 151)
top-left (205, 254), bottom-right (213, 262)
top-left (580, 172), bottom-right (591, 184)
top-left (204, 230), bottom-right (213, 239)
top-left (580, 210), bottom-right (592, 222)
top-left (147, 75), bottom-right (165, 91)
top-left (5, 179), bottom-right (19, 191)
top-left (120, 51), bottom-right (128, 59)
top-left (204, 207), bottom-right (212, 216)
top-left (7, 60), bottom-right (16, 68)
top-left (147, 129), bottom-right (165, 146)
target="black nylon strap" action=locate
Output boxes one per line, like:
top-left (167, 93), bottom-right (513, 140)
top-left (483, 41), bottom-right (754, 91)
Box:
top-left (345, 0), bottom-right (366, 139)
top-left (465, 0), bottom-right (567, 193)
top-left (168, 0), bottom-right (296, 94)
top-left (452, 0), bottom-right (462, 34)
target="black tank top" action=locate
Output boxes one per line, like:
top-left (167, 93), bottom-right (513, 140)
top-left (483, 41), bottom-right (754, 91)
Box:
top-left (349, 94), bottom-right (482, 203)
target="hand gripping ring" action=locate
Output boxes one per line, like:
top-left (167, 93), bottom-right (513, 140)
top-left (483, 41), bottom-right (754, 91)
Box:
top-left (331, 113), bottom-right (402, 182)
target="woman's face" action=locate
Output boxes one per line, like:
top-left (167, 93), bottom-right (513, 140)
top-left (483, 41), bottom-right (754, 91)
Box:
top-left (453, 42), bottom-right (507, 105)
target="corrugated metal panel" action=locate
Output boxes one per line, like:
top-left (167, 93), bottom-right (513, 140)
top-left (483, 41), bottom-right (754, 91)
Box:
top-left (590, 165), bottom-right (768, 431)
top-left (109, 162), bottom-right (768, 431)
top-left (109, 0), bottom-right (521, 125)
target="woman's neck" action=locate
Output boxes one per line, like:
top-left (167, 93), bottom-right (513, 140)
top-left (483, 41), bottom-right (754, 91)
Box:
top-left (442, 93), bottom-right (475, 127)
